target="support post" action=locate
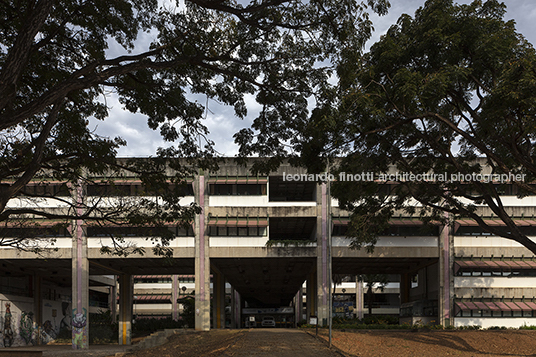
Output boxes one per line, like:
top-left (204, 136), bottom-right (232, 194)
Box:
top-left (295, 288), bottom-right (303, 326)
top-left (195, 174), bottom-right (210, 330)
top-left (316, 183), bottom-right (329, 326)
top-left (400, 273), bottom-right (411, 305)
top-left (33, 275), bottom-right (42, 345)
top-left (306, 270), bottom-right (317, 321)
top-left (356, 278), bottom-right (364, 320)
top-left (439, 214), bottom-right (452, 326)
top-left (118, 274), bottom-right (133, 345)
top-left (72, 181), bottom-right (88, 349)
top-left (231, 288), bottom-right (241, 328)
top-left (110, 276), bottom-right (117, 323)
top-left (172, 275), bottom-right (179, 321)
top-left (211, 268), bottom-right (226, 328)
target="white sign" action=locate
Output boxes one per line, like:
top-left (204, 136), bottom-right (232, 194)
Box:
top-left (309, 317), bottom-right (318, 325)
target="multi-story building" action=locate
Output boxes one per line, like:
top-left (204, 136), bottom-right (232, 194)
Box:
top-left (2, 158), bottom-right (536, 347)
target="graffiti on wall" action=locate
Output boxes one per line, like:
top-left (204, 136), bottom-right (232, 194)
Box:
top-left (3, 303), bottom-right (13, 347)
top-left (0, 300), bottom-right (71, 348)
top-left (19, 311), bottom-right (34, 345)
top-left (71, 307), bottom-right (87, 349)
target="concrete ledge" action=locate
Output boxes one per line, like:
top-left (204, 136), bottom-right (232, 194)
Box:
top-left (0, 351), bottom-right (42, 356)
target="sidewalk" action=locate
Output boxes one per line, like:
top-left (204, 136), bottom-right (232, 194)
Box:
top-left (1, 344), bottom-right (132, 357)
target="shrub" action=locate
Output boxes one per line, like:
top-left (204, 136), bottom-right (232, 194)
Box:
top-left (89, 310), bottom-right (117, 344)
top-left (519, 325), bottom-right (536, 330)
top-left (132, 316), bottom-right (184, 335)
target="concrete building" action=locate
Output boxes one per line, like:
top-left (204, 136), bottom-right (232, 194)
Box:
top-left (2, 158), bottom-right (536, 347)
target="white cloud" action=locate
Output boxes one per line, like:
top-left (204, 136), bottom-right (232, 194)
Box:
top-left (95, 0), bottom-right (536, 158)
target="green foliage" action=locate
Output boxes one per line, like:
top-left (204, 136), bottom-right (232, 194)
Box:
top-left (290, 0), bottom-right (536, 254)
top-left (488, 326), bottom-right (508, 330)
top-left (457, 325), bottom-right (482, 330)
top-left (361, 315), bottom-right (399, 325)
top-left (89, 310), bottom-right (117, 344)
top-left (179, 296), bottom-right (195, 329)
top-left (519, 325), bottom-right (536, 330)
top-left (132, 317), bottom-right (185, 335)
top-left (0, 0), bottom-right (390, 254)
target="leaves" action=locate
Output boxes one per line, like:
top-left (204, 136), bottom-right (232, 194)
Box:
top-left (290, 0), bottom-right (536, 254)
top-left (0, 0), bottom-right (390, 254)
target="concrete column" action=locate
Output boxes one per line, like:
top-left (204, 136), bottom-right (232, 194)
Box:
top-left (32, 274), bottom-right (42, 345)
top-left (400, 273), bottom-right (411, 304)
top-left (439, 215), bottom-right (452, 326)
top-left (171, 275), bottom-right (179, 321)
top-left (72, 180), bottom-right (89, 350)
top-left (356, 279), bottom-right (364, 319)
top-left (118, 274), bottom-right (133, 345)
top-left (110, 276), bottom-right (117, 323)
top-left (306, 270), bottom-right (317, 321)
top-left (211, 268), bottom-right (226, 328)
top-left (231, 288), bottom-right (241, 328)
top-left (316, 183), bottom-right (329, 326)
top-left (295, 288), bottom-right (303, 325)
top-left (195, 174), bottom-right (210, 331)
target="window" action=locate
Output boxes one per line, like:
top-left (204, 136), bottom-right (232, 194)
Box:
top-left (380, 225), bottom-right (440, 236)
top-left (209, 184), bottom-right (266, 196)
top-left (208, 226), bottom-right (267, 236)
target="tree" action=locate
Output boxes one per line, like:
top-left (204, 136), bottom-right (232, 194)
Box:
top-left (291, 0), bottom-right (536, 254)
top-left (0, 0), bottom-right (389, 253)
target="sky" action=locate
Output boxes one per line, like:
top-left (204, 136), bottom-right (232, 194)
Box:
top-left (91, 0), bottom-right (536, 158)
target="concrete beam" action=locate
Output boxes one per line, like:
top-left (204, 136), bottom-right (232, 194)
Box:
top-left (332, 247), bottom-right (439, 258)
top-left (209, 246), bottom-right (317, 258)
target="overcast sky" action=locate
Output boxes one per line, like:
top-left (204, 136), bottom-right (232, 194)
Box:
top-left (92, 0), bottom-right (536, 158)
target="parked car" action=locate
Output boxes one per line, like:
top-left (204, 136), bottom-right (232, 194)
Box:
top-left (261, 316), bottom-right (276, 327)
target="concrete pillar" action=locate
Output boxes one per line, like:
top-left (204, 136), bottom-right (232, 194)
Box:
top-left (439, 215), bottom-right (452, 326)
top-left (306, 270), bottom-right (317, 321)
top-left (211, 268), bottom-right (226, 328)
top-left (231, 288), bottom-right (241, 328)
top-left (195, 174), bottom-right (210, 331)
top-left (118, 274), bottom-right (133, 345)
top-left (172, 275), bottom-right (179, 321)
top-left (32, 274), bottom-right (42, 345)
top-left (400, 273), bottom-right (411, 304)
top-left (72, 180), bottom-right (89, 350)
top-left (356, 279), bottom-right (364, 319)
top-left (109, 276), bottom-right (117, 323)
top-left (316, 183), bottom-right (329, 325)
top-left (295, 288), bottom-right (303, 325)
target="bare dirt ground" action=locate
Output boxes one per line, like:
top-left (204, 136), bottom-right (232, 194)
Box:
top-left (311, 328), bottom-right (536, 357)
top-left (124, 328), bottom-right (536, 357)
top-left (20, 327), bottom-right (536, 356)
top-left (124, 329), bottom-right (340, 357)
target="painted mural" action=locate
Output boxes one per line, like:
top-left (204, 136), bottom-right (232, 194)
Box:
top-left (0, 296), bottom-right (72, 348)
top-left (71, 307), bottom-right (87, 349)
top-left (3, 303), bottom-right (13, 347)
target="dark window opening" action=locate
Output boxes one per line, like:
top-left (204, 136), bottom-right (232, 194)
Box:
top-left (269, 217), bottom-right (316, 241)
top-left (269, 176), bottom-right (316, 202)
top-left (209, 184), bottom-right (266, 196)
